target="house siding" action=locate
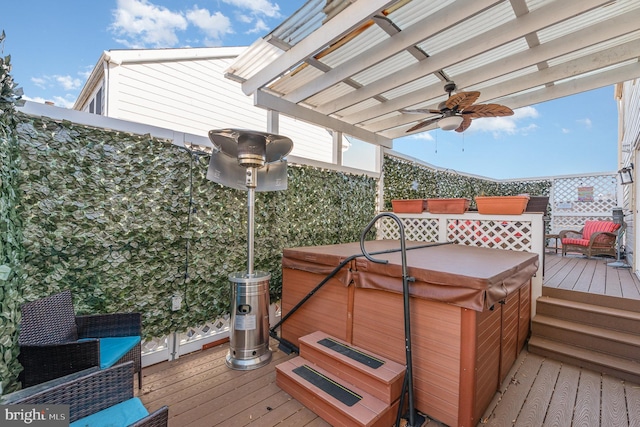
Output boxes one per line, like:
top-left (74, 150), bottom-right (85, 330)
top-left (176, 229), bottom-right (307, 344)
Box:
top-left (620, 79), bottom-right (640, 271)
top-left (97, 53), bottom-right (334, 163)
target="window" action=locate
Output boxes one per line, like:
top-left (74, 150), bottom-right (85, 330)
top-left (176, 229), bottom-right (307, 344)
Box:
top-left (96, 88), bottom-right (102, 115)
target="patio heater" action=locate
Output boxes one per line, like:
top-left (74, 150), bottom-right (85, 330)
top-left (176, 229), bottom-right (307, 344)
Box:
top-left (206, 129), bottom-right (293, 370)
top-left (607, 207), bottom-right (630, 268)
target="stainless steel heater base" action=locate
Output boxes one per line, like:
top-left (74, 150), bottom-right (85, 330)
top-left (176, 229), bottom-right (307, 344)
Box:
top-left (226, 272), bottom-right (272, 370)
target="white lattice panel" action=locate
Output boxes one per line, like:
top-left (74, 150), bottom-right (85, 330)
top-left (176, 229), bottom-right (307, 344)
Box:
top-left (552, 175), bottom-right (617, 214)
top-left (142, 316), bottom-right (230, 366)
top-left (379, 216), bottom-right (439, 242)
top-left (179, 317), bottom-right (230, 346)
top-left (379, 216), bottom-right (533, 251)
top-left (447, 219), bottom-right (533, 251)
top-left (550, 174), bottom-right (617, 235)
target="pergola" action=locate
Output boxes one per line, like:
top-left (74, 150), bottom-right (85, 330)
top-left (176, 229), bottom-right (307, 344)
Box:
top-left (225, 0), bottom-right (640, 148)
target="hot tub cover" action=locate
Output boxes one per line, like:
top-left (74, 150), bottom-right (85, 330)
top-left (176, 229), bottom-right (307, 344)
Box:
top-left (283, 240), bottom-right (538, 311)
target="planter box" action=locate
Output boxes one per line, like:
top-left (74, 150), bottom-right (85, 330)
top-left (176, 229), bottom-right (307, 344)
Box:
top-left (475, 196), bottom-right (530, 215)
top-left (427, 198), bottom-right (471, 214)
top-left (524, 196), bottom-right (549, 213)
top-left (391, 199), bottom-right (427, 213)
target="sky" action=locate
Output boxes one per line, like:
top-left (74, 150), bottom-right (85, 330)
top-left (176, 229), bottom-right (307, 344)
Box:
top-left (1, 0), bottom-right (620, 180)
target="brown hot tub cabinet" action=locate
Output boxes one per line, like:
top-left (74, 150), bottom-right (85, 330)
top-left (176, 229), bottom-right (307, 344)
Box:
top-left (281, 241), bottom-right (538, 427)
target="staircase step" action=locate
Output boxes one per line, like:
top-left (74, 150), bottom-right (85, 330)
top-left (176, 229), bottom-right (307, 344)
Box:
top-left (536, 296), bottom-right (640, 334)
top-left (542, 287), bottom-right (640, 313)
top-left (298, 331), bottom-right (405, 404)
top-left (532, 314), bottom-right (640, 359)
top-left (276, 356), bottom-right (399, 427)
top-left (528, 336), bottom-right (640, 384)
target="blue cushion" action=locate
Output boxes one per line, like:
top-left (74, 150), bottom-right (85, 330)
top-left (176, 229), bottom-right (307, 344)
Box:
top-left (79, 336), bottom-right (141, 369)
top-left (97, 336), bottom-right (141, 369)
top-left (70, 397), bottom-right (148, 427)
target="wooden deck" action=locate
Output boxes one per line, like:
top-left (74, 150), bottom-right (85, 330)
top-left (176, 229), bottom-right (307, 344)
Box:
top-left (543, 253), bottom-right (640, 300)
top-left (137, 254), bottom-right (640, 426)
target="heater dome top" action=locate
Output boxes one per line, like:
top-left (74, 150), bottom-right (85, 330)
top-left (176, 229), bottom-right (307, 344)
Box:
top-left (208, 129), bottom-right (293, 163)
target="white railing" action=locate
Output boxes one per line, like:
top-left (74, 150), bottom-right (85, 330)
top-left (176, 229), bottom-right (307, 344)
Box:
top-left (377, 212), bottom-right (545, 315)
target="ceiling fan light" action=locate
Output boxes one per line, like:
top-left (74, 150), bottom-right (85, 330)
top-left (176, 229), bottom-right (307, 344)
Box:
top-left (438, 115), bottom-right (464, 131)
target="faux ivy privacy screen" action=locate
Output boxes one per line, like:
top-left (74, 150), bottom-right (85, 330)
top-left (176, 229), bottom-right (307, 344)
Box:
top-left (1, 38), bottom-right (26, 394)
top-left (14, 115), bottom-right (379, 342)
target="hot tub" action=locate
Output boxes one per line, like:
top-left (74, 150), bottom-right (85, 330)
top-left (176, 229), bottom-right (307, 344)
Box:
top-left (281, 240), bottom-right (538, 427)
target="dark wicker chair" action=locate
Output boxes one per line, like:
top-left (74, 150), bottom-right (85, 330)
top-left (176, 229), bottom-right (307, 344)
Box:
top-left (18, 290), bottom-right (142, 389)
top-left (1, 362), bottom-right (168, 426)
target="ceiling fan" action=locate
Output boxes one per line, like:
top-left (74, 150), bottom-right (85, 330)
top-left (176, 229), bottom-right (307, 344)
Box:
top-left (403, 82), bottom-right (514, 133)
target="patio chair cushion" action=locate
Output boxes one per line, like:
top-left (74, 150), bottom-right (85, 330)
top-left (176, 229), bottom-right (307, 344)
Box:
top-left (582, 220), bottom-right (620, 240)
top-left (69, 397), bottom-right (149, 427)
top-left (79, 336), bottom-right (141, 369)
top-left (562, 237), bottom-right (590, 246)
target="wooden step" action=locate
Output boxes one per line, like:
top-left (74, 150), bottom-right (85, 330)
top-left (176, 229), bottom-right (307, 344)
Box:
top-left (276, 356), bottom-right (399, 427)
top-left (528, 336), bottom-right (640, 384)
top-left (532, 314), bottom-right (640, 360)
top-left (542, 287), bottom-right (640, 313)
top-left (298, 331), bottom-right (405, 405)
top-left (536, 296), bottom-right (640, 334)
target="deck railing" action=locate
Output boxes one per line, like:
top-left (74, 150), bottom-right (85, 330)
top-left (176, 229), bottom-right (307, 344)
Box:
top-left (377, 212), bottom-right (545, 315)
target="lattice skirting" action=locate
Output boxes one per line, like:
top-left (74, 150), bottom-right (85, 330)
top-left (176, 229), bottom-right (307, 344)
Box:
top-left (141, 302), bottom-right (281, 367)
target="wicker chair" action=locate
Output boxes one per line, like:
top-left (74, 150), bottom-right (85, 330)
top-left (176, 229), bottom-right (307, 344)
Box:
top-left (1, 362), bottom-right (168, 426)
top-left (559, 220), bottom-right (623, 259)
top-left (18, 290), bottom-right (142, 389)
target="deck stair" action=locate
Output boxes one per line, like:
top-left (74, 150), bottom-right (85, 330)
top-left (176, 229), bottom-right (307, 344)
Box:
top-left (275, 331), bottom-right (405, 427)
top-left (528, 288), bottom-right (640, 384)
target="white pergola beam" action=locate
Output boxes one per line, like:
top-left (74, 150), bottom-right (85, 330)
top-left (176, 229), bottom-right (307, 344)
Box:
top-left (254, 91), bottom-right (392, 147)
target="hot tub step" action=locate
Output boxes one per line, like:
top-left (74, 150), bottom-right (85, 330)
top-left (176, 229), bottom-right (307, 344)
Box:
top-left (276, 356), bottom-right (398, 427)
top-left (298, 331), bottom-right (405, 404)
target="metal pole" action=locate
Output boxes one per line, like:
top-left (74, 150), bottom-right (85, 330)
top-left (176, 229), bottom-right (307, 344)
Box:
top-left (246, 167), bottom-right (257, 276)
top-left (359, 212), bottom-right (424, 427)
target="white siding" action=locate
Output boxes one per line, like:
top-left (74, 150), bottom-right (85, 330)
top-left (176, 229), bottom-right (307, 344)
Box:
top-left (105, 55), bottom-right (335, 163)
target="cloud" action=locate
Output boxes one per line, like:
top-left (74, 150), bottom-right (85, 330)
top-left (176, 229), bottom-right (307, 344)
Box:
top-left (29, 74), bottom-right (83, 92)
top-left (31, 77), bottom-right (47, 89)
top-left (577, 118), bottom-right (592, 129)
top-left (562, 128), bottom-right (571, 134)
top-left (110, 0), bottom-right (188, 48)
top-left (247, 18), bottom-right (270, 34)
top-left (23, 94), bottom-right (76, 109)
top-left (55, 75), bottom-right (83, 91)
top-left (222, 0), bottom-right (281, 18)
top-left (186, 7), bottom-right (233, 45)
top-left (468, 105), bottom-right (540, 137)
top-left (408, 132), bottom-right (434, 141)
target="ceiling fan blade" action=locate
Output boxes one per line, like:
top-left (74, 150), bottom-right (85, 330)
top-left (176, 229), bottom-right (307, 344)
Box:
top-left (406, 116), bottom-right (441, 133)
top-left (401, 108), bottom-right (442, 114)
top-left (445, 91), bottom-right (480, 110)
top-left (464, 104), bottom-right (514, 118)
top-left (455, 115), bottom-right (472, 133)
